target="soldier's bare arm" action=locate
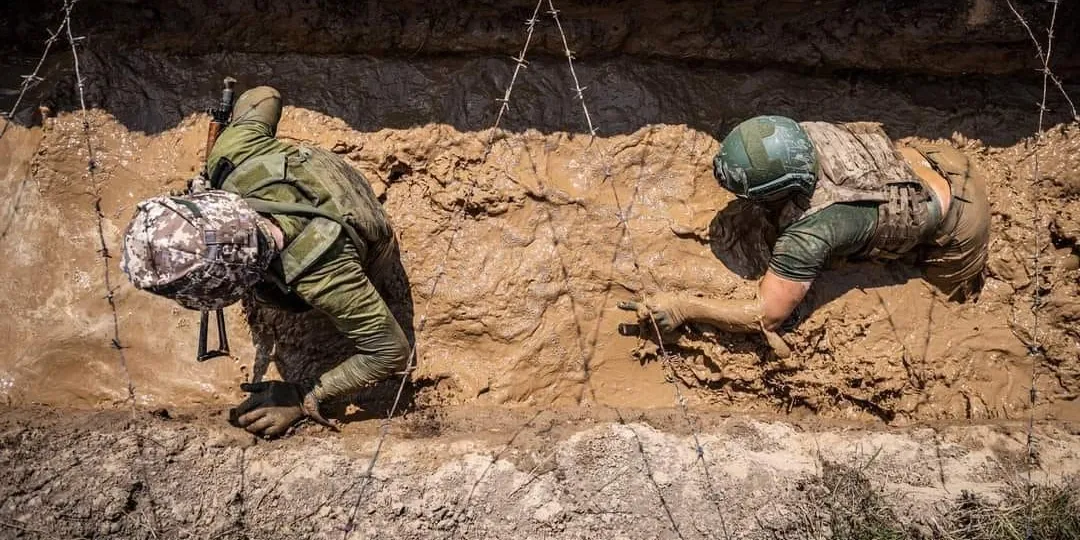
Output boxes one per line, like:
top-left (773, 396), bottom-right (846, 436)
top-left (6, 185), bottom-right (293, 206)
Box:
top-left (758, 271), bottom-right (812, 331)
top-left (619, 290), bottom-right (793, 358)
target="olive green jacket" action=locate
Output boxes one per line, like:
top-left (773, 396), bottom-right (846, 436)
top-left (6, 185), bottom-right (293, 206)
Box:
top-left (208, 86), bottom-right (408, 402)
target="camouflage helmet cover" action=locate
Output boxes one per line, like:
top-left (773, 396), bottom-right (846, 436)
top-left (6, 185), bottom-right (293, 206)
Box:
top-left (713, 115), bottom-right (818, 202)
top-left (121, 190), bottom-right (276, 311)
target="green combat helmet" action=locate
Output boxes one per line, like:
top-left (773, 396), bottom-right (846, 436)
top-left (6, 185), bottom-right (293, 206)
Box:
top-left (713, 116), bottom-right (819, 202)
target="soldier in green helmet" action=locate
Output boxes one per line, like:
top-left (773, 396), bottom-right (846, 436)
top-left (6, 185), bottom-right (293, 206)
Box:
top-left (121, 86), bottom-right (410, 437)
top-left (619, 116), bottom-right (990, 356)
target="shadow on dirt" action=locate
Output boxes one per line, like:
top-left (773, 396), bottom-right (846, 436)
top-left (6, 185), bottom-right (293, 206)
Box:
top-left (708, 199), bottom-right (776, 280)
top-left (329, 375), bottom-right (445, 426)
top-left (2, 48), bottom-right (1078, 149)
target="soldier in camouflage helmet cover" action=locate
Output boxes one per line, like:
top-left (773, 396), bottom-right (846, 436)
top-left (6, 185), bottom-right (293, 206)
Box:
top-left (122, 85), bottom-right (410, 438)
top-left (122, 191), bottom-right (276, 311)
top-left (619, 116), bottom-right (990, 357)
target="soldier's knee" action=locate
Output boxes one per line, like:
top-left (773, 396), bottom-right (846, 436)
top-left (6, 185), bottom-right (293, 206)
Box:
top-left (233, 86), bottom-right (283, 128)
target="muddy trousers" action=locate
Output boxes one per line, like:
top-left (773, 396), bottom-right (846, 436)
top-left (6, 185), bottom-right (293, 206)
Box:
top-left (911, 144), bottom-right (991, 302)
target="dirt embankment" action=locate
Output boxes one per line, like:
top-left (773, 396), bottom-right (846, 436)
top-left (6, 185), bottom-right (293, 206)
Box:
top-left (2, 407), bottom-right (1079, 539)
top-left (2, 2), bottom-right (1080, 538)
top-left (1, 0), bottom-right (1079, 420)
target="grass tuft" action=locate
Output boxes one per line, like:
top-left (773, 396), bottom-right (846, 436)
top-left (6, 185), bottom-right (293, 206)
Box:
top-left (762, 464), bottom-right (1080, 540)
top-left (941, 476), bottom-right (1080, 540)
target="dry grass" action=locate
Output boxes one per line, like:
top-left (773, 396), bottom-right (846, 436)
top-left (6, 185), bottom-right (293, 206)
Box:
top-left (761, 459), bottom-right (914, 540)
top-left (762, 464), bottom-right (1080, 540)
top-left (940, 477), bottom-right (1080, 540)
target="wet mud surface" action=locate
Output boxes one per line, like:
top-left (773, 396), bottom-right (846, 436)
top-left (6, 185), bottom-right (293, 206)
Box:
top-left (2, 42), bottom-right (1079, 422)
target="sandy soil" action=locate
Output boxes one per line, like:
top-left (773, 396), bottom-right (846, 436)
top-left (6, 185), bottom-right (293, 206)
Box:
top-left (2, 406), bottom-right (1079, 539)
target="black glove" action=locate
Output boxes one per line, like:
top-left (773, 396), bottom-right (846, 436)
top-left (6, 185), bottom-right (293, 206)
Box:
top-left (228, 381), bottom-right (335, 438)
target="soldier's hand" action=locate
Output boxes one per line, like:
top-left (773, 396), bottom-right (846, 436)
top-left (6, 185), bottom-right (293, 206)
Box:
top-left (617, 293), bottom-right (690, 333)
top-left (762, 329), bottom-right (792, 359)
top-left (228, 381), bottom-right (335, 438)
top-left (186, 173), bottom-right (210, 194)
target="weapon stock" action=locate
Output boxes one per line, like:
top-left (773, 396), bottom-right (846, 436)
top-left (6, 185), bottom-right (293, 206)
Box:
top-left (197, 309), bottom-right (230, 362)
top-left (196, 76), bottom-right (237, 362)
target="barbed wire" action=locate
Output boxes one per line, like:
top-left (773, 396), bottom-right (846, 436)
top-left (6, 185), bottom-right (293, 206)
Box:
top-left (469, 4), bottom-right (725, 535)
top-left (612, 132), bottom-right (732, 539)
top-left (546, 0), bottom-right (597, 137)
top-left (338, 3), bottom-right (551, 530)
top-left (485, 10), bottom-right (708, 532)
top-left (527, 2), bottom-right (725, 531)
top-left (0, 4), bottom-right (73, 245)
top-left (1004, 0), bottom-right (1077, 122)
top-left (542, 0), bottom-right (621, 393)
top-left (485, 0), bottom-right (545, 154)
top-left (489, 5), bottom-right (602, 398)
top-left (339, 159), bottom-right (467, 538)
top-left (61, 0), bottom-right (137, 412)
top-left (59, 0), bottom-right (159, 535)
top-left (338, 5), bottom-right (551, 533)
top-left (0, 12), bottom-right (69, 140)
top-left (0, 2), bottom-right (75, 245)
top-left (421, 7), bottom-right (609, 528)
top-left (1005, 2), bottom-right (1062, 540)
top-left (342, 5), bottom-right (601, 532)
top-left (1027, 0), bottom-right (1056, 537)
top-left (616, 409), bottom-right (687, 540)
top-left (338, 178), bottom-right (452, 536)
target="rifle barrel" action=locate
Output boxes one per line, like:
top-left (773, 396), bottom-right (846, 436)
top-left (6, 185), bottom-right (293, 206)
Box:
top-left (194, 76), bottom-right (238, 363)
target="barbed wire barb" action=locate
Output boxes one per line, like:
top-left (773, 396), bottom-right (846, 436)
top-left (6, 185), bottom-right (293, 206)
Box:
top-left (0, 8), bottom-right (70, 139)
top-left (1004, 0), bottom-right (1078, 121)
top-left (546, 0), bottom-right (597, 137)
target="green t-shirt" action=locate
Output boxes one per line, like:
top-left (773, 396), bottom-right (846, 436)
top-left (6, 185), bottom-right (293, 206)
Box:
top-left (768, 202), bottom-right (879, 282)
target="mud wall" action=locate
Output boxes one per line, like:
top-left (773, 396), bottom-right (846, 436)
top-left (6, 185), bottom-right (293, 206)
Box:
top-left (0, 1), bottom-right (1078, 422)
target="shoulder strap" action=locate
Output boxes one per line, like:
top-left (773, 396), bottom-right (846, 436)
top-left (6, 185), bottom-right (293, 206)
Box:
top-left (278, 217), bottom-right (343, 283)
top-left (242, 198), bottom-right (366, 256)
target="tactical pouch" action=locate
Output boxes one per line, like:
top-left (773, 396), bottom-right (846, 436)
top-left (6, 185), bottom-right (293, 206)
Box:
top-left (220, 147), bottom-right (392, 285)
top-left (864, 182), bottom-right (931, 260)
